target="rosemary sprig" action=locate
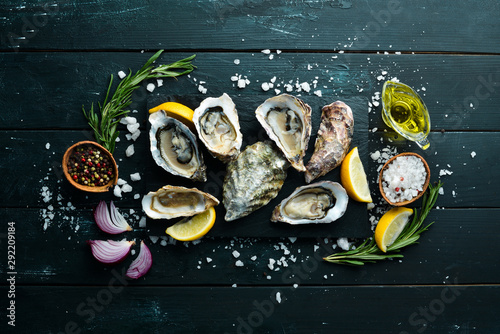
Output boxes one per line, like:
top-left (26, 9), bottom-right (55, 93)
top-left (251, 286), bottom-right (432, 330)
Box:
top-left (82, 50), bottom-right (196, 153)
top-left (324, 181), bottom-right (443, 266)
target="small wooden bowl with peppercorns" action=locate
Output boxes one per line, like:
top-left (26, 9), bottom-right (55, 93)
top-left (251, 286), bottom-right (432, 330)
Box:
top-left (378, 152), bottom-right (431, 206)
top-left (62, 141), bottom-right (118, 193)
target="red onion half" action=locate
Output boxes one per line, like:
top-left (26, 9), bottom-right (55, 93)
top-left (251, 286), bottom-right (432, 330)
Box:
top-left (94, 200), bottom-right (133, 234)
top-left (87, 240), bottom-right (134, 264)
top-left (126, 241), bottom-right (153, 279)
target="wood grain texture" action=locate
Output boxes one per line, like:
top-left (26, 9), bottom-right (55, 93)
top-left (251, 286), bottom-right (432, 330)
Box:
top-left (4, 208), bottom-right (500, 286)
top-left (0, 0), bottom-right (499, 53)
top-left (2, 285), bottom-right (499, 333)
top-left (0, 52), bottom-right (499, 130)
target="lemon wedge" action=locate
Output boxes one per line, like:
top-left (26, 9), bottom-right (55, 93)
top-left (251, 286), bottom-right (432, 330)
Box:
top-left (149, 102), bottom-right (195, 126)
top-left (165, 207), bottom-right (216, 241)
top-left (375, 207), bottom-right (414, 252)
top-left (340, 147), bottom-right (373, 203)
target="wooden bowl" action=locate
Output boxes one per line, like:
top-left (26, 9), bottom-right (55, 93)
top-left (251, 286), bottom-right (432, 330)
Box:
top-left (62, 141), bottom-right (118, 193)
top-left (378, 152), bottom-right (430, 206)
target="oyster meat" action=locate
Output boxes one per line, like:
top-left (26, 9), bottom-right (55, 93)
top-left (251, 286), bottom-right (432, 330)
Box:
top-left (193, 93), bottom-right (243, 162)
top-left (149, 110), bottom-right (207, 182)
top-left (142, 185), bottom-right (219, 219)
top-left (305, 101), bottom-right (354, 183)
top-left (223, 141), bottom-right (289, 221)
top-left (271, 181), bottom-right (348, 225)
top-left (255, 94), bottom-right (312, 171)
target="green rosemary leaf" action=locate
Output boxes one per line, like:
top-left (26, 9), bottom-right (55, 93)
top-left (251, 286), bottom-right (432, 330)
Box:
top-left (82, 50), bottom-right (196, 153)
top-left (324, 181), bottom-right (443, 266)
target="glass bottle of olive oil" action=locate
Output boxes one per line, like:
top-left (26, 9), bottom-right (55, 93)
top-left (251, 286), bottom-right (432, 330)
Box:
top-left (381, 81), bottom-right (431, 150)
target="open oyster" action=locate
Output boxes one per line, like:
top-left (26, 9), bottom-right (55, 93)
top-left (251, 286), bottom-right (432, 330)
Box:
top-left (193, 93), bottom-right (243, 162)
top-left (149, 110), bottom-right (207, 182)
top-left (271, 181), bottom-right (348, 225)
top-left (223, 141), bottom-right (289, 221)
top-left (255, 94), bottom-right (312, 171)
top-left (142, 185), bottom-right (219, 219)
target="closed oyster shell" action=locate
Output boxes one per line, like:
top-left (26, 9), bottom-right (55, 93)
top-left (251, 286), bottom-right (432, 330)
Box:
top-left (255, 94), bottom-right (312, 171)
top-left (193, 93), bottom-right (243, 162)
top-left (223, 141), bottom-right (289, 221)
top-left (271, 181), bottom-right (348, 225)
top-left (149, 110), bottom-right (207, 182)
top-left (305, 101), bottom-right (354, 183)
top-left (142, 185), bottom-right (219, 219)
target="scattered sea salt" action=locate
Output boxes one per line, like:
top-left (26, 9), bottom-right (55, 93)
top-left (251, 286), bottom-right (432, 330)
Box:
top-left (261, 82), bottom-right (270, 91)
top-left (113, 185), bottom-right (122, 198)
top-left (125, 144), bottom-right (135, 157)
top-left (261, 49), bottom-right (271, 54)
top-left (232, 250), bottom-right (240, 258)
top-left (268, 258), bottom-right (276, 270)
top-left (206, 257), bottom-right (212, 263)
top-left (337, 238), bottom-right (350, 251)
top-left (470, 151), bottom-right (476, 158)
top-left (146, 83), bottom-right (155, 92)
top-left (234, 59), bottom-right (240, 65)
top-left (45, 143), bottom-right (50, 150)
top-left (117, 178), bottom-right (127, 186)
top-left (121, 184), bottom-right (133, 193)
top-left (138, 216), bottom-right (147, 228)
top-left (276, 292), bottom-right (282, 304)
top-left (157, 79), bottom-right (163, 87)
top-left (118, 71), bottom-right (126, 79)
top-left (235, 260), bottom-right (244, 267)
top-left (130, 172), bottom-right (141, 181)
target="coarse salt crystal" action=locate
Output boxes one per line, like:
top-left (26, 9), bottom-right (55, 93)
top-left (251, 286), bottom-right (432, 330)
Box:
top-left (235, 260), bottom-right (244, 267)
top-left (125, 144), bottom-right (135, 157)
top-left (237, 79), bottom-right (246, 89)
top-left (276, 292), bottom-right (282, 303)
top-left (337, 238), bottom-right (350, 251)
top-left (268, 258), bottom-right (276, 270)
top-left (45, 143), bottom-right (50, 150)
top-left (117, 178), bottom-right (127, 186)
top-left (470, 151), bottom-right (476, 158)
top-left (146, 83), bottom-right (155, 92)
top-left (250, 255), bottom-right (257, 261)
top-left (232, 250), bottom-right (240, 258)
top-left (130, 172), bottom-right (141, 181)
top-left (234, 59), bottom-right (240, 65)
top-left (127, 123), bottom-right (140, 133)
top-left (382, 156), bottom-right (427, 202)
top-left (121, 184), bottom-right (133, 193)
top-left (157, 79), bottom-right (163, 87)
top-left (118, 71), bottom-right (126, 79)
top-left (300, 82), bottom-right (311, 92)
top-left (206, 257), bottom-right (212, 263)
top-left (138, 216), bottom-right (147, 227)
top-left (261, 49), bottom-right (271, 54)
top-left (113, 185), bottom-right (122, 198)
top-left (261, 82), bottom-right (270, 91)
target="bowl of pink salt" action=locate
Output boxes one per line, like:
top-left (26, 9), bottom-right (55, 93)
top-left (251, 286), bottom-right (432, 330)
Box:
top-left (379, 152), bottom-right (431, 206)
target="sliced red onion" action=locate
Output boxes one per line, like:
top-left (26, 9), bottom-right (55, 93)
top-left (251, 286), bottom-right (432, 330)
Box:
top-left (126, 241), bottom-right (152, 279)
top-left (94, 200), bottom-right (133, 234)
top-left (87, 240), bottom-right (134, 264)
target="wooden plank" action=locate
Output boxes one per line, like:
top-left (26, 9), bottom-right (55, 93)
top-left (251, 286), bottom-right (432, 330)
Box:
top-left (2, 285), bottom-right (499, 333)
top-left (1, 1), bottom-right (499, 53)
top-left (1, 130), bottom-right (497, 208)
top-left (0, 52), bottom-right (499, 131)
top-left (4, 208), bottom-right (500, 286)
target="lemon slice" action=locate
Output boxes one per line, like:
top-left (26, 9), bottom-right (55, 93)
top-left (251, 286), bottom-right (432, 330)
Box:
top-left (165, 207), bottom-right (216, 241)
top-left (340, 147), bottom-right (373, 203)
top-left (149, 102), bottom-right (195, 126)
top-left (375, 207), bottom-right (414, 252)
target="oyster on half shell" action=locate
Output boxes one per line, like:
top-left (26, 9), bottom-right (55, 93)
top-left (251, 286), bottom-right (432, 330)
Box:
top-left (149, 110), bottom-right (207, 182)
top-left (193, 93), bottom-right (243, 162)
top-left (223, 141), bottom-right (289, 221)
top-left (255, 94), bottom-right (312, 172)
top-left (271, 181), bottom-right (348, 225)
top-left (142, 185), bottom-right (219, 219)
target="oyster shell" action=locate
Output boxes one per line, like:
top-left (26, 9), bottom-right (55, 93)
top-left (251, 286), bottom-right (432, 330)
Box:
top-left (223, 141), bottom-right (289, 221)
top-left (142, 185), bottom-right (219, 219)
top-left (193, 93), bottom-right (243, 162)
top-left (271, 181), bottom-right (348, 225)
top-left (149, 110), bottom-right (207, 182)
top-left (305, 101), bottom-right (354, 183)
top-left (255, 94), bottom-right (312, 171)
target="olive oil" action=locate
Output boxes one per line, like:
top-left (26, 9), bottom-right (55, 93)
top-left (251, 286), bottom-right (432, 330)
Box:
top-left (382, 81), bottom-right (431, 150)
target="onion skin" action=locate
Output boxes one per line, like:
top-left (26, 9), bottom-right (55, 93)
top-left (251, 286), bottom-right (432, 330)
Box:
top-left (87, 240), bottom-right (134, 264)
top-left (94, 201), bottom-right (133, 234)
top-left (126, 241), bottom-right (153, 279)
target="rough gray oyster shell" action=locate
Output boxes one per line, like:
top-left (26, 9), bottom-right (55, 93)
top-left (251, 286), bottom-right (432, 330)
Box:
top-left (223, 141), bottom-right (289, 221)
top-left (305, 101), bottom-right (354, 183)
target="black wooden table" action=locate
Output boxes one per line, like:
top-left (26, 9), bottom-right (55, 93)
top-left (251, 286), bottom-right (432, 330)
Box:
top-left (1, 1), bottom-right (500, 333)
